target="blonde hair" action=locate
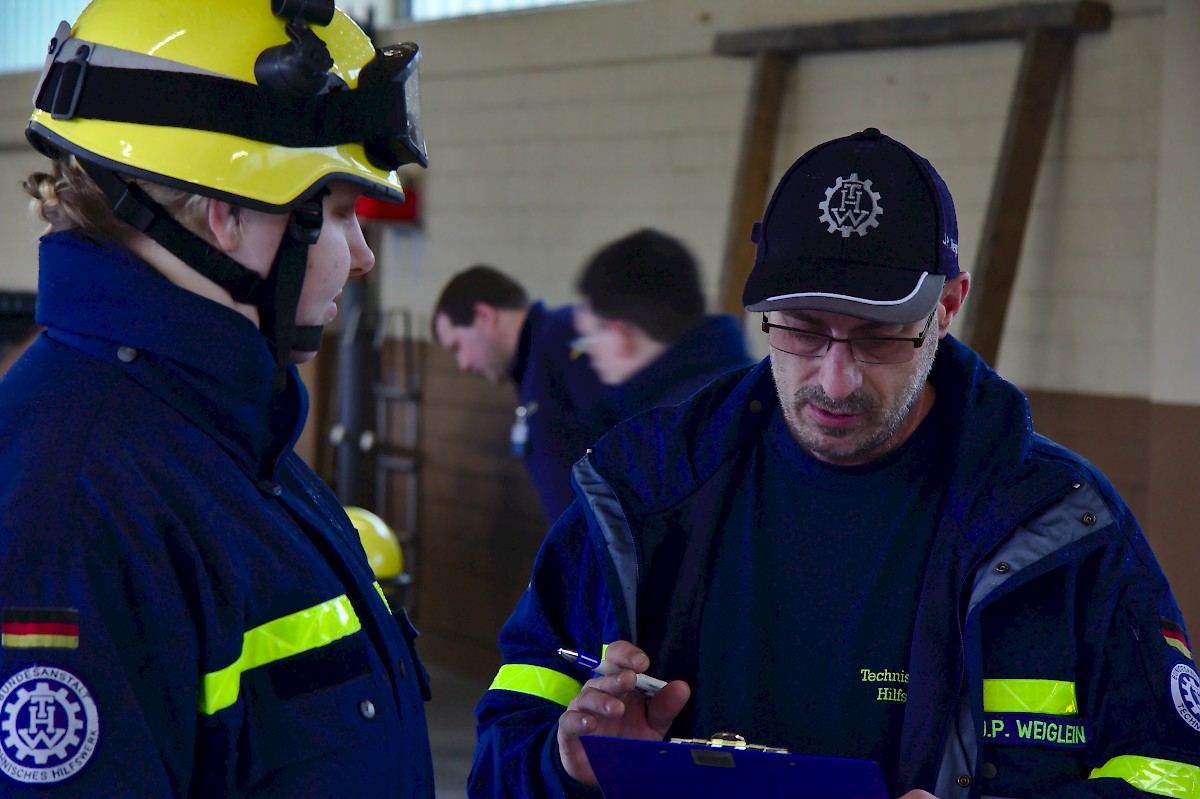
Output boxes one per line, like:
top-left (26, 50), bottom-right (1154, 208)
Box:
top-left (23, 155), bottom-right (213, 245)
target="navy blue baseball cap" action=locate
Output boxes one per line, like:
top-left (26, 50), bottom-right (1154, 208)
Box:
top-left (743, 128), bottom-right (959, 325)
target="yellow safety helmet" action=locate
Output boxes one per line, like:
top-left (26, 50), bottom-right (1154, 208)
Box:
top-left (346, 505), bottom-right (404, 578)
top-left (345, 506), bottom-right (411, 609)
top-left (27, 0), bottom-right (426, 211)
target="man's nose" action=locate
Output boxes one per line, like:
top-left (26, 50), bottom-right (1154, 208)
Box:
top-left (817, 340), bottom-right (863, 401)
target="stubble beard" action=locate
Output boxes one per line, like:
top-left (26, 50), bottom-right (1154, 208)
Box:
top-left (774, 334), bottom-right (939, 463)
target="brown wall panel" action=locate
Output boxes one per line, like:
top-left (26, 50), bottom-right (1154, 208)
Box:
top-left (1025, 391), bottom-right (1150, 520)
top-left (413, 345), bottom-right (551, 678)
top-left (417, 495), bottom-right (542, 675)
top-left (422, 471), bottom-right (543, 525)
top-left (1027, 390), bottom-right (1199, 631)
top-left (1148, 403), bottom-right (1200, 634)
top-left (423, 416), bottom-right (521, 466)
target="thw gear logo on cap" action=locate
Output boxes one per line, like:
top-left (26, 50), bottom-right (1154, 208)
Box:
top-left (1171, 663), bottom-right (1200, 733)
top-left (0, 666), bottom-right (99, 784)
top-left (818, 173), bottom-right (882, 237)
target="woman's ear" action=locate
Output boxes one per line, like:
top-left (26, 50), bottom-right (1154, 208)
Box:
top-left (206, 200), bottom-right (242, 252)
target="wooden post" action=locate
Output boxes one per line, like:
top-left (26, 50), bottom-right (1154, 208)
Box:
top-left (960, 28), bottom-right (1077, 364)
top-left (718, 50), bottom-right (790, 315)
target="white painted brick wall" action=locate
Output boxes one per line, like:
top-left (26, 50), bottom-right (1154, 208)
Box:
top-left (0, 69), bottom-right (46, 293)
top-left (999, 9), bottom-right (1163, 395)
top-left (0, 0), bottom-right (1190, 402)
top-left (1149, 0), bottom-right (1200, 404)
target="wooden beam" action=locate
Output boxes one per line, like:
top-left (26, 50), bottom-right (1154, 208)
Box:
top-left (714, 1), bottom-right (1110, 57)
top-left (718, 50), bottom-right (789, 315)
top-left (962, 28), bottom-right (1077, 365)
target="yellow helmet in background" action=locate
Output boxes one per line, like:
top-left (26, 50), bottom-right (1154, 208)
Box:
top-left (27, 0), bottom-right (427, 212)
top-left (346, 505), bottom-right (404, 578)
top-left (345, 506), bottom-right (411, 609)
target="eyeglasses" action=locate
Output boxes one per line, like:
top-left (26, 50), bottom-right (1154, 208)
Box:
top-left (762, 309), bottom-right (937, 365)
top-left (568, 336), bottom-right (595, 360)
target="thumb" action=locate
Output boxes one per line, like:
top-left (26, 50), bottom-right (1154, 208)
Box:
top-left (644, 680), bottom-right (691, 734)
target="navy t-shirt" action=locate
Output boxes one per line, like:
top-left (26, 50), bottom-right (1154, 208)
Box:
top-left (692, 395), bottom-right (950, 791)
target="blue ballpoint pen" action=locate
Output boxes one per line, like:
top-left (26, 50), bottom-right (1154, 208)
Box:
top-left (557, 647), bottom-right (667, 697)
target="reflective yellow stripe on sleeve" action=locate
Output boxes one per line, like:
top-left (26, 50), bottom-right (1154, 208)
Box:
top-left (200, 594), bottom-right (363, 715)
top-left (373, 581), bottom-right (392, 613)
top-left (1090, 756), bottom-right (1200, 799)
top-left (488, 664), bottom-right (583, 707)
top-left (982, 679), bottom-right (1078, 714)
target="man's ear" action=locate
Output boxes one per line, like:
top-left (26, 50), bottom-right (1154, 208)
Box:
top-left (936, 272), bottom-right (970, 337)
top-left (206, 200), bottom-right (242, 252)
top-left (471, 302), bottom-right (499, 330)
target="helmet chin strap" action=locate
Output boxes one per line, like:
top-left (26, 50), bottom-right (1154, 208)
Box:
top-left (260, 198), bottom-right (326, 388)
top-left (79, 159), bottom-right (326, 385)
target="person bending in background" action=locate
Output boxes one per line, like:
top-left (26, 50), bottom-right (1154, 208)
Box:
top-left (432, 266), bottom-right (613, 522)
top-left (468, 129), bottom-right (1198, 799)
top-left (0, 0), bottom-right (435, 794)
top-left (572, 227), bottom-right (752, 423)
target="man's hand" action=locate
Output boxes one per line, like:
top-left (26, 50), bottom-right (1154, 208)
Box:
top-left (898, 791), bottom-right (939, 799)
top-left (556, 640), bottom-right (691, 785)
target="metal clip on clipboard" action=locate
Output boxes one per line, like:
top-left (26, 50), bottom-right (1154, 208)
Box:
top-left (667, 732), bottom-right (788, 768)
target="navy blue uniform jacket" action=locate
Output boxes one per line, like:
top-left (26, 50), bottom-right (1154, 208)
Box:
top-left (471, 337), bottom-right (1200, 799)
top-left (603, 314), bottom-right (751, 425)
top-left (0, 233), bottom-right (434, 796)
top-left (511, 302), bottom-right (612, 522)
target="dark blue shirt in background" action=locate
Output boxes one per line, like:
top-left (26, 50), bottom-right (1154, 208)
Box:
top-left (510, 302), bottom-right (613, 522)
top-left (604, 314), bottom-right (752, 425)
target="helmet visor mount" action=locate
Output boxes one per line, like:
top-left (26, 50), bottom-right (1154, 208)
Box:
top-left (359, 43), bottom-right (426, 172)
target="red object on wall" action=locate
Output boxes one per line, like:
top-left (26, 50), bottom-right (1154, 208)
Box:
top-left (356, 187), bottom-right (420, 222)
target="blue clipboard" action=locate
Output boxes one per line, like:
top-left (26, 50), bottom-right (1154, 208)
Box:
top-left (580, 735), bottom-right (888, 799)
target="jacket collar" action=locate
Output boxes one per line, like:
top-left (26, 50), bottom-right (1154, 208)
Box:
top-left (606, 314), bottom-right (751, 421)
top-left (509, 300), bottom-right (546, 386)
top-left (36, 230), bottom-right (306, 480)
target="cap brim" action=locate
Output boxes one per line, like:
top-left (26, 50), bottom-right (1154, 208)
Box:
top-left (745, 265), bottom-right (944, 325)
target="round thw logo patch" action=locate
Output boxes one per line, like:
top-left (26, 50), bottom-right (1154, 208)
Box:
top-left (0, 666), bottom-right (99, 784)
top-left (1170, 662), bottom-right (1200, 733)
top-left (818, 173), bottom-right (882, 237)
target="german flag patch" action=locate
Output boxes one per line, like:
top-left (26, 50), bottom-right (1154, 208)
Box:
top-left (1163, 618), bottom-right (1193, 661)
top-left (1, 608), bottom-right (80, 650)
